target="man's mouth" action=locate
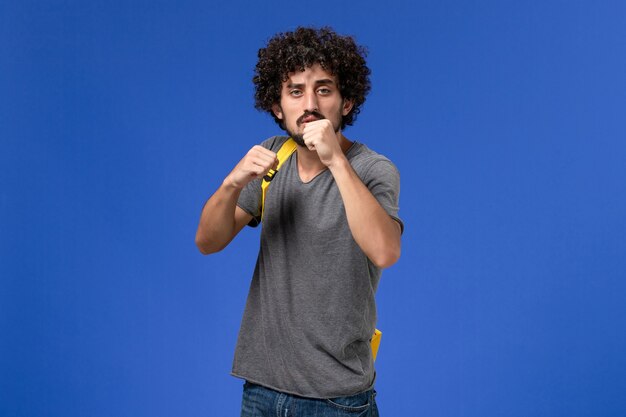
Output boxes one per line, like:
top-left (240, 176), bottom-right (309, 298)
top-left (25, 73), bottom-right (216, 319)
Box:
top-left (297, 111), bottom-right (325, 126)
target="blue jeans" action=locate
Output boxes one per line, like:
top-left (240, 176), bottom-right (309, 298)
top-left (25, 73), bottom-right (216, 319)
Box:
top-left (240, 381), bottom-right (380, 417)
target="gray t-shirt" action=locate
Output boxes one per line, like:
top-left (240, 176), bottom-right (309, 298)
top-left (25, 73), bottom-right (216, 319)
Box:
top-left (232, 136), bottom-right (403, 399)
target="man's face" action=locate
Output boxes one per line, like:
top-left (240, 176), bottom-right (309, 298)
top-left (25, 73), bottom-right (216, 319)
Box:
top-left (272, 63), bottom-right (353, 146)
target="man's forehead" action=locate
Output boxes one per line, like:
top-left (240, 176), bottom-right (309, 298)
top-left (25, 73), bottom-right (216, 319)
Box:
top-left (283, 63), bottom-right (337, 85)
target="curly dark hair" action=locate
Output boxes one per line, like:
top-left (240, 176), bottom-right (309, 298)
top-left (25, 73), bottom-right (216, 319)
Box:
top-left (253, 27), bottom-right (371, 130)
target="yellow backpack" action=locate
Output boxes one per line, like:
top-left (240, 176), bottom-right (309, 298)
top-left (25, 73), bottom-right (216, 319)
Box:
top-left (259, 138), bottom-right (382, 361)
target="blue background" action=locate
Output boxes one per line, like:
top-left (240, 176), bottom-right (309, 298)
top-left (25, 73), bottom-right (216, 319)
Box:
top-left (2, 1), bottom-right (625, 416)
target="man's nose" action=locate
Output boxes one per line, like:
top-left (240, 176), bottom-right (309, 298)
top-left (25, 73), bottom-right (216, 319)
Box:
top-left (304, 91), bottom-right (319, 112)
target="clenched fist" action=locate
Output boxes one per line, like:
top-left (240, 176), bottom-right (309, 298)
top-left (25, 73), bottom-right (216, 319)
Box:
top-left (302, 119), bottom-right (343, 167)
top-left (224, 145), bottom-right (278, 189)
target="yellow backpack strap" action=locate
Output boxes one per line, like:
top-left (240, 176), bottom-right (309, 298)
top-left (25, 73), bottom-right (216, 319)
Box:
top-left (261, 138), bottom-right (297, 220)
top-left (371, 329), bottom-right (382, 361)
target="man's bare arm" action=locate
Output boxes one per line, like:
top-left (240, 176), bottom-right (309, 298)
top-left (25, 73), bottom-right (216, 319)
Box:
top-left (302, 120), bottom-right (401, 268)
top-left (329, 158), bottom-right (401, 268)
top-left (195, 145), bottom-right (277, 254)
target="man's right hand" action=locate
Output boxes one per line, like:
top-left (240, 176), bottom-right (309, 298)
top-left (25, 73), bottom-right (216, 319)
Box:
top-left (196, 145), bottom-right (275, 254)
top-left (224, 145), bottom-right (278, 189)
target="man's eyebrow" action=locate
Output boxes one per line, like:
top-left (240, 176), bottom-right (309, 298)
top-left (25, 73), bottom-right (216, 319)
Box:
top-left (285, 79), bottom-right (336, 89)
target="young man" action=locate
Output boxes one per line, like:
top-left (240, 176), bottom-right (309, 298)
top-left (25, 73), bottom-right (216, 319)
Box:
top-left (196, 27), bottom-right (403, 416)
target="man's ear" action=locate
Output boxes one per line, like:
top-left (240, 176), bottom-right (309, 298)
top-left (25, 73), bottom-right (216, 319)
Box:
top-left (272, 104), bottom-right (283, 120)
top-left (342, 99), bottom-right (354, 116)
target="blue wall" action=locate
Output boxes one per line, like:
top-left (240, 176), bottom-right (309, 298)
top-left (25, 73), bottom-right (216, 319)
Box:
top-left (2, 1), bottom-right (625, 416)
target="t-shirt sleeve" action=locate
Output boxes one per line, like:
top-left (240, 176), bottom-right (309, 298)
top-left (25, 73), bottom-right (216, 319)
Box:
top-left (237, 177), bottom-right (263, 227)
top-left (362, 159), bottom-right (404, 233)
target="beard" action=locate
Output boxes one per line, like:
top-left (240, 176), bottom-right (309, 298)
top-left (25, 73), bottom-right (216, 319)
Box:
top-left (287, 132), bottom-right (307, 147)
top-left (283, 109), bottom-right (342, 146)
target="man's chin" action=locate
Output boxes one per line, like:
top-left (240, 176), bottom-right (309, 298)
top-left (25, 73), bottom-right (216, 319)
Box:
top-left (286, 131), bottom-right (306, 147)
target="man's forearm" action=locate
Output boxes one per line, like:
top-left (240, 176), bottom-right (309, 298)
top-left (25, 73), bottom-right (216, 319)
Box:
top-left (195, 181), bottom-right (243, 254)
top-left (195, 144), bottom-right (276, 254)
top-left (329, 157), bottom-right (401, 268)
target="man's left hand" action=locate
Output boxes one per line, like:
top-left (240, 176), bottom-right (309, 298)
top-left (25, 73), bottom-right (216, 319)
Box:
top-left (302, 119), bottom-right (343, 167)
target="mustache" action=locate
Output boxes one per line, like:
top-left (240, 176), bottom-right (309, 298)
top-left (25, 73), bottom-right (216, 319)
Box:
top-left (296, 110), bottom-right (325, 126)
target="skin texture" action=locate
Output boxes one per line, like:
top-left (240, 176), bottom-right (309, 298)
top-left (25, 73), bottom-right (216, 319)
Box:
top-left (196, 64), bottom-right (401, 268)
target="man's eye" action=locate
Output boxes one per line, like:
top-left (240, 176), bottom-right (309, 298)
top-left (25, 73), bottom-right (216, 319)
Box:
top-left (318, 88), bottom-right (331, 95)
top-left (290, 90), bottom-right (303, 96)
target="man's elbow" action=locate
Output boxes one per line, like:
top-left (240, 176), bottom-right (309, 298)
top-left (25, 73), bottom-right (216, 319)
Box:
top-left (195, 234), bottom-right (225, 255)
top-left (196, 242), bottom-right (212, 255)
top-left (371, 246), bottom-right (401, 269)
